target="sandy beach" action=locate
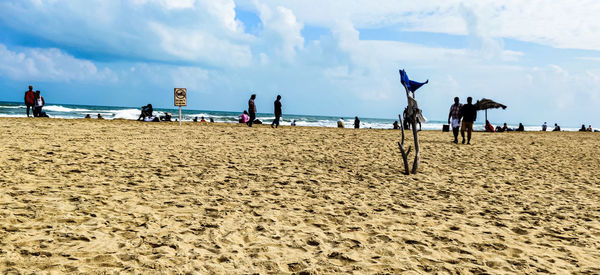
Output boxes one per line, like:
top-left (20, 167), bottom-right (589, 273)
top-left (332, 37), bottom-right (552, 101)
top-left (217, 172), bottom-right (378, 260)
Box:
top-left (0, 117), bottom-right (599, 273)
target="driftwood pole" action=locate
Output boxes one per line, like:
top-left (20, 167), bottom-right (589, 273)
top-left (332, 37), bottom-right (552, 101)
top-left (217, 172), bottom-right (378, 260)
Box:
top-left (404, 86), bottom-right (420, 174)
top-left (397, 70), bottom-right (423, 175)
top-left (397, 114), bottom-right (411, 175)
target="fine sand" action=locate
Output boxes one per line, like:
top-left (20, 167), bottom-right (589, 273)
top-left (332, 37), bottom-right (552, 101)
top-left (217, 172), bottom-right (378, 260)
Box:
top-left (0, 118), bottom-right (599, 274)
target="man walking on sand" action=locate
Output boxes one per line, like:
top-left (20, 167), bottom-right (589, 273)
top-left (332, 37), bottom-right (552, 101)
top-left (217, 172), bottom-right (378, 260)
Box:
top-left (447, 97), bottom-right (462, 143)
top-left (24, 85), bottom-right (35, 117)
top-left (271, 95), bottom-right (282, 128)
top-left (459, 97), bottom-right (477, 144)
top-left (247, 94), bottom-right (257, 127)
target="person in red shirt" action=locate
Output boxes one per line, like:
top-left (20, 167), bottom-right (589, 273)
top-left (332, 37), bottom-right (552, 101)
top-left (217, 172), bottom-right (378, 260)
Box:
top-left (485, 120), bottom-right (495, 132)
top-left (24, 85), bottom-right (35, 117)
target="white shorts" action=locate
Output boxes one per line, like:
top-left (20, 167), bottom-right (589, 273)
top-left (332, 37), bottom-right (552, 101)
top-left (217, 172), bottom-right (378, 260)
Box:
top-left (451, 118), bottom-right (460, 128)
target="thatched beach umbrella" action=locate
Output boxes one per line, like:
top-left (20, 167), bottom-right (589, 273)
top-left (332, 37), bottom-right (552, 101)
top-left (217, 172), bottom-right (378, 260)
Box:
top-left (475, 98), bottom-right (507, 122)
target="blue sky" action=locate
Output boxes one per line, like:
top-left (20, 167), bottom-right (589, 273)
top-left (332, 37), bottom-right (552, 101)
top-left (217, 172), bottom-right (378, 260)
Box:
top-left (1, 0), bottom-right (600, 127)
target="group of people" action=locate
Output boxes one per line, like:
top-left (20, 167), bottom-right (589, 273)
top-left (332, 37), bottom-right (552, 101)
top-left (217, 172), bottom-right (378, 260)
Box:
top-left (485, 121), bottom-right (525, 132)
top-left (541, 122), bottom-right (562, 131)
top-left (579, 124), bottom-right (594, 132)
top-left (447, 96), bottom-right (477, 144)
top-left (238, 94), bottom-right (284, 128)
top-left (84, 114), bottom-right (104, 119)
top-left (24, 86), bottom-right (48, 118)
top-left (136, 104), bottom-right (174, 122)
top-left (193, 116), bottom-right (214, 123)
top-left (21, 85), bottom-right (599, 133)
top-left (336, 117), bottom-right (361, 129)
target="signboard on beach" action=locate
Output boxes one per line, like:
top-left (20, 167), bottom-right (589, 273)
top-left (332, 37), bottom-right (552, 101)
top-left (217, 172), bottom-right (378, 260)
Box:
top-left (174, 88), bottom-right (187, 106)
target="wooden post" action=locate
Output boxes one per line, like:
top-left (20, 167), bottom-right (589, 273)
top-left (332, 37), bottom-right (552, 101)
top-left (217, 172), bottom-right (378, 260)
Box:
top-left (178, 106), bottom-right (181, 126)
top-left (398, 79), bottom-right (421, 174)
top-left (397, 114), bottom-right (411, 175)
top-left (410, 120), bottom-right (420, 174)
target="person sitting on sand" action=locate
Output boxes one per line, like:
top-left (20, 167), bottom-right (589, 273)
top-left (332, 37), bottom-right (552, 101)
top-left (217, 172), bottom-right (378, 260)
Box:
top-left (193, 117), bottom-right (198, 122)
top-left (516, 123), bottom-right (524, 132)
top-left (495, 125), bottom-right (504, 132)
top-left (502, 123), bottom-right (510, 132)
top-left (210, 117), bottom-right (214, 123)
top-left (291, 120), bottom-right (296, 126)
top-left (33, 90), bottom-right (46, 117)
top-left (160, 112), bottom-right (172, 122)
top-left (337, 118), bottom-right (344, 128)
top-left (97, 114), bottom-right (104, 119)
top-left (485, 120), bottom-right (495, 132)
top-left (587, 125), bottom-right (593, 132)
top-left (201, 116), bottom-right (206, 122)
top-left (238, 111), bottom-right (249, 123)
top-left (579, 124), bottom-right (587, 132)
top-left (84, 114), bottom-right (91, 119)
top-left (393, 121), bottom-right (400, 129)
top-left (553, 123), bottom-right (561, 131)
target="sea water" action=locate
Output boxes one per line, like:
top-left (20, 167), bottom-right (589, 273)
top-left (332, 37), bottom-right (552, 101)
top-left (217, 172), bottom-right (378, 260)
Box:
top-left (0, 101), bottom-right (578, 131)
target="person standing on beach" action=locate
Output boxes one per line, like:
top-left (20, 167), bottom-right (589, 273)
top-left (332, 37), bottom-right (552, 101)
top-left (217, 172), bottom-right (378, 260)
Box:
top-left (32, 90), bottom-right (45, 117)
top-left (447, 97), bottom-right (462, 143)
top-left (271, 95), bottom-right (282, 128)
top-left (542, 122), bottom-right (547, 131)
top-left (248, 94), bottom-right (257, 127)
top-left (354, 116), bottom-right (360, 129)
top-left (459, 97), bottom-right (477, 144)
top-left (24, 85), bottom-right (35, 117)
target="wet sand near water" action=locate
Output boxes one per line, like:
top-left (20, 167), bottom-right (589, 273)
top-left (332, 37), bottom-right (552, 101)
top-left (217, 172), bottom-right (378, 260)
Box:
top-left (0, 117), bottom-right (599, 273)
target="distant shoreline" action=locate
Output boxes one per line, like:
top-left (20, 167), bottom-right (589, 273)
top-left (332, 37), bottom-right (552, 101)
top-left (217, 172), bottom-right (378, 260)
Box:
top-left (0, 100), bottom-right (584, 131)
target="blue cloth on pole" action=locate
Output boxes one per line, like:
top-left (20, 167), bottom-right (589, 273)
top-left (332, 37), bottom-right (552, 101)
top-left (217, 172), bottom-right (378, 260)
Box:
top-left (399, 69), bottom-right (428, 92)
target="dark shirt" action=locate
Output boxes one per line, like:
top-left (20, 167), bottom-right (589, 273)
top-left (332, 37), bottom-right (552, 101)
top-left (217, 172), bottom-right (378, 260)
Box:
top-left (274, 100), bottom-right (282, 117)
top-left (248, 99), bottom-right (256, 114)
top-left (459, 103), bottom-right (477, 122)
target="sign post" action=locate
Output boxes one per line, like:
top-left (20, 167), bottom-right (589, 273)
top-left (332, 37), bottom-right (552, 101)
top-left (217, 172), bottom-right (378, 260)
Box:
top-left (174, 88), bottom-right (187, 126)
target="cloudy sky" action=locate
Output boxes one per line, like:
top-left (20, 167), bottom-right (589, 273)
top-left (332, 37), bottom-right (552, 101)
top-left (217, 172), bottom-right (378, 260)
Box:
top-left (1, 0), bottom-right (600, 126)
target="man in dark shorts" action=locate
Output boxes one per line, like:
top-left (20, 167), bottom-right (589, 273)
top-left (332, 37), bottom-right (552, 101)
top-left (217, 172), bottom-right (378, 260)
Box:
top-left (459, 97), bottom-right (477, 144)
top-left (447, 97), bottom-right (462, 143)
top-left (248, 94), bottom-right (257, 127)
top-left (271, 95), bottom-right (282, 128)
top-left (24, 85), bottom-right (35, 117)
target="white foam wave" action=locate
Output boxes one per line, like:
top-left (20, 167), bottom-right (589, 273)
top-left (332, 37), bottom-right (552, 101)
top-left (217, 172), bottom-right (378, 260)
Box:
top-left (0, 114), bottom-right (26, 118)
top-left (44, 105), bottom-right (92, 112)
top-left (0, 105), bottom-right (25, 109)
top-left (112, 109), bottom-right (141, 120)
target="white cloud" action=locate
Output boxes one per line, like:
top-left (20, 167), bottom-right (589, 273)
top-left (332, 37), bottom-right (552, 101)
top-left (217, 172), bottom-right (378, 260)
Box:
top-left (255, 4), bottom-right (304, 62)
top-left (149, 22), bottom-right (252, 67)
top-left (0, 44), bottom-right (115, 82)
top-left (240, 0), bottom-right (600, 51)
top-left (1, 0), bottom-right (600, 126)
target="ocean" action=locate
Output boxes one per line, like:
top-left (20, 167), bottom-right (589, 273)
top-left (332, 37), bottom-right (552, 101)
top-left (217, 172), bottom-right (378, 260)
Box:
top-left (0, 101), bottom-right (575, 131)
